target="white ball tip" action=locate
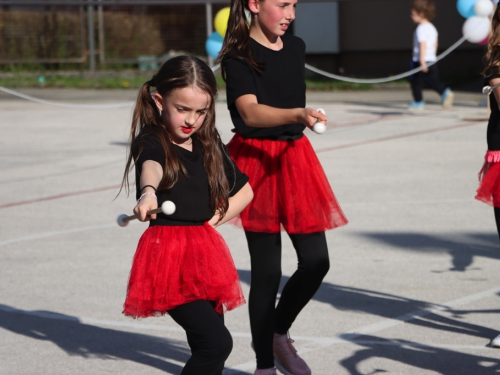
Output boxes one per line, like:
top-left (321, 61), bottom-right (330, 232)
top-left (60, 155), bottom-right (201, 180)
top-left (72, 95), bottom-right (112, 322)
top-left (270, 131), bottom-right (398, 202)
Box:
top-left (162, 200), bottom-right (176, 215)
top-left (316, 108), bottom-right (326, 115)
top-left (313, 122), bottom-right (326, 134)
top-left (117, 214), bottom-right (129, 227)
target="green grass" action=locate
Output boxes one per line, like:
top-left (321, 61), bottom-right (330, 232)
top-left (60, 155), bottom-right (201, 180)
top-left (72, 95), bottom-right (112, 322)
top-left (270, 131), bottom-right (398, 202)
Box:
top-left (0, 71), bottom-right (407, 91)
top-left (0, 74), bottom-right (151, 89)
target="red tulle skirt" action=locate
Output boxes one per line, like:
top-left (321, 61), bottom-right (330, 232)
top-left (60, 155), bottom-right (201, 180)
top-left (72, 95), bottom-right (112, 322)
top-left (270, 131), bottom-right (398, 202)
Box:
top-left (475, 160), bottom-right (500, 207)
top-left (123, 223), bottom-right (245, 318)
top-left (227, 133), bottom-right (348, 234)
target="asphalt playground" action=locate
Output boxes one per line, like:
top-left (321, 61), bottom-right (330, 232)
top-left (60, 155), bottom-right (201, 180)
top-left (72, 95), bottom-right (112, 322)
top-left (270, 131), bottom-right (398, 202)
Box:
top-left (1, 86), bottom-right (499, 374)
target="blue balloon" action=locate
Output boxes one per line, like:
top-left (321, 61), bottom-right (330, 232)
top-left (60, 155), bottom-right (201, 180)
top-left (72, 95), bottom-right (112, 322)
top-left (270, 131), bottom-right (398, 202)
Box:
top-left (457, 0), bottom-right (477, 18)
top-left (205, 31), bottom-right (223, 59)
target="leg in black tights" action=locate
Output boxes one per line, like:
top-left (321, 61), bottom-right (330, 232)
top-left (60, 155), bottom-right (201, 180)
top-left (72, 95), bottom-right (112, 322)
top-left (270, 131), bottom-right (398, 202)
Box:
top-left (246, 231), bottom-right (282, 369)
top-left (168, 300), bottom-right (232, 375)
top-left (275, 232), bottom-right (330, 333)
top-left (494, 207), bottom-right (500, 243)
top-left (245, 231), bottom-right (329, 369)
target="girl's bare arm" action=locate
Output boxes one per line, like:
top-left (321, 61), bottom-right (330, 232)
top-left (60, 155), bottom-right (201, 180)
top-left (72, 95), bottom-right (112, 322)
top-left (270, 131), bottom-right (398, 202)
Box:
top-left (235, 94), bottom-right (327, 129)
top-left (209, 182), bottom-right (254, 228)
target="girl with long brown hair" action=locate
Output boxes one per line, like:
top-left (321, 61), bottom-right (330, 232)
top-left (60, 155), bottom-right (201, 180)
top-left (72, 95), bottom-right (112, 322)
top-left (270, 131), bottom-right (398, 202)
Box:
top-left (218, 1), bottom-right (348, 374)
top-left (476, 3), bottom-right (500, 348)
top-left (119, 55), bottom-right (253, 374)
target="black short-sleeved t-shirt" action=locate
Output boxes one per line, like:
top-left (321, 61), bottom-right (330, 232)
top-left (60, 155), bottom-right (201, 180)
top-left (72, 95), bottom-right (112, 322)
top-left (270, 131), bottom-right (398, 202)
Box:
top-left (223, 32), bottom-right (306, 139)
top-left (133, 132), bottom-right (249, 226)
top-left (485, 69), bottom-right (500, 151)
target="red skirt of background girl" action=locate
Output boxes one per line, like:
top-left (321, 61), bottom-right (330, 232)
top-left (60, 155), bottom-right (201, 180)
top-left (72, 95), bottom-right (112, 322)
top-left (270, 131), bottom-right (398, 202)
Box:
top-left (476, 150), bottom-right (500, 207)
top-left (228, 133), bottom-right (348, 234)
top-left (123, 223), bottom-right (245, 318)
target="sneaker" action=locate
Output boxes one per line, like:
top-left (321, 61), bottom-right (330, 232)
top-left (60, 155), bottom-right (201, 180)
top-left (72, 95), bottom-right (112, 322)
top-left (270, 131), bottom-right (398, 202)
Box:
top-left (442, 88), bottom-right (454, 109)
top-left (254, 368), bottom-right (278, 375)
top-left (491, 334), bottom-right (500, 348)
top-left (408, 101), bottom-right (425, 110)
top-left (273, 332), bottom-right (311, 375)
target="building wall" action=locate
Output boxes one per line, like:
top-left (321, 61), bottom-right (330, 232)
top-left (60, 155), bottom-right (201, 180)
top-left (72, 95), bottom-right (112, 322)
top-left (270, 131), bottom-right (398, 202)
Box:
top-left (303, 0), bottom-right (486, 81)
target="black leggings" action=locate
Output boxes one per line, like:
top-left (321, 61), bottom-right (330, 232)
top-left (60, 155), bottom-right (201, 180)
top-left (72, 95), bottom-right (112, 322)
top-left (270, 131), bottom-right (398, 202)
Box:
top-left (245, 231), bottom-right (330, 369)
top-left (410, 61), bottom-right (446, 102)
top-left (168, 300), bottom-right (232, 375)
top-left (494, 207), bottom-right (500, 243)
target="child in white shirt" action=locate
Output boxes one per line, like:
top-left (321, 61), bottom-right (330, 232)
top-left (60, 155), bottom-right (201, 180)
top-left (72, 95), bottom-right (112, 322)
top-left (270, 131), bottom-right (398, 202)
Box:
top-left (409, 0), bottom-right (453, 110)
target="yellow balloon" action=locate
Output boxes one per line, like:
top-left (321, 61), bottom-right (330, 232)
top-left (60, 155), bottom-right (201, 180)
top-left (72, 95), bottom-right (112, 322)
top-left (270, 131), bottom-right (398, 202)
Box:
top-left (214, 7), bottom-right (230, 37)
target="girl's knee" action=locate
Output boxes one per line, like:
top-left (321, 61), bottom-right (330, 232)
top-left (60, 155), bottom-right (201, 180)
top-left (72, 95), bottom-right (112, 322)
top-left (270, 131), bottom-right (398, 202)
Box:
top-left (301, 255), bottom-right (330, 277)
top-left (208, 328), bottom-right (233, 360)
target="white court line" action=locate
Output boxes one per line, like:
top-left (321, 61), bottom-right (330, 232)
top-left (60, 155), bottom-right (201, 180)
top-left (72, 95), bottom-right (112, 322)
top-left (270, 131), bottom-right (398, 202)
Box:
top-left (1, 287), bottom-right (498, 373)
top-left (0, 198), bottom-right (479, 247)
top-left (0, 223), bottom-right (117, 247)
top-left (226, 286), bottom-right (500, 372)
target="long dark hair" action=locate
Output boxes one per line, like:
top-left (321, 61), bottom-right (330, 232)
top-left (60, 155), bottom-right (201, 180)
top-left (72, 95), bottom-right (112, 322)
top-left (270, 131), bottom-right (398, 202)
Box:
top-left (217, 0), bottom-right (263, 80)
top-left (483, 5), bottom-right (500, 77)
top-left (120, 55), bottom-right (230, 219)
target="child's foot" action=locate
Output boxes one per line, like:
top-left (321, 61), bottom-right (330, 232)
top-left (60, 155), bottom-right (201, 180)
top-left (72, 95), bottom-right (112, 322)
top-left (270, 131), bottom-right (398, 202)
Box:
top-left (408, 101), bottom-right (425, 110)
top-left (254, 368), bottom-right (278, 375)
top-left (491, 334), bottom-right (500, 348)
top-left (273, 332), bottom-right (311, 375)
top-left (442, 88), bottom-right (454, 109)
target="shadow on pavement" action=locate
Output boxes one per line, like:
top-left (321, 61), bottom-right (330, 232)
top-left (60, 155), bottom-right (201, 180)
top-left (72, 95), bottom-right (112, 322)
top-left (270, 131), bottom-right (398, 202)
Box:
top-left (0, 304), bottom-right (188, 373)
top-left (359, 231), bottom-right (499, 272)
top-left (339, 334), bottom-right (500, 375)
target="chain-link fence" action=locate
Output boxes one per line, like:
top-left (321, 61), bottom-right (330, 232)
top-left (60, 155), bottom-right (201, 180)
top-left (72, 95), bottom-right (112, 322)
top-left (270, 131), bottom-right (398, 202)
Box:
top-left (0, 1), bottom-right (229, 70)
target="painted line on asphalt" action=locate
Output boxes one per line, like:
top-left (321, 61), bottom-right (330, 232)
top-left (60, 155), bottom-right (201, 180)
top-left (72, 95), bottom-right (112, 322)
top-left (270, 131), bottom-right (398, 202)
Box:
top-left (0, 223), bottom-right (117, 247)
top-left (2, 286), bottom-right (498, 373)
top-left (226, 286), bottom-right (500, 372)
top-left (315, 122), bottom-right (484, 154)
top-left (0, 196), bottom-right (479, 248)
top-left (0, 185), bottom-right (121, 210)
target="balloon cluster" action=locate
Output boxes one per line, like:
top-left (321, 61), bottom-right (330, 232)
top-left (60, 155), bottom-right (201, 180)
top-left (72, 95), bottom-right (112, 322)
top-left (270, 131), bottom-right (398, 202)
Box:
top-left (205, 7), bottom-right (230, 59)
top-left (458, 0), bottom-right (495, 44)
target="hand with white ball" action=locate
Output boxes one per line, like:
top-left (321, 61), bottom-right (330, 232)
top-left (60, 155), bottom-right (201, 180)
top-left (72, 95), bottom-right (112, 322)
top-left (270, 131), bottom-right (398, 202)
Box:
top-left (312, 108), bottom-right (327, 134)
top-left (117, 200), bottom-right (176, 227)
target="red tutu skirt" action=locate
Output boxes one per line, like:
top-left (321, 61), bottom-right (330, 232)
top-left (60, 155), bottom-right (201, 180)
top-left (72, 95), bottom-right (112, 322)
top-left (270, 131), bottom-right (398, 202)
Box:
top-left (227, 133), bottom-right (348, 234)
top-left (475, 160), bottom-right (500, 207)
top-left (123, 223), bottom-right (245, 318)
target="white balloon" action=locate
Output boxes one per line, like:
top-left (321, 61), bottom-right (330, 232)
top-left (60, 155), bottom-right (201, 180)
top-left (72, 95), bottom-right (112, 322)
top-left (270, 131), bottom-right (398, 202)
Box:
top-left (462, 16), bottom-right (491, 43)
top-left (474, 0), bottom-right (495, 17)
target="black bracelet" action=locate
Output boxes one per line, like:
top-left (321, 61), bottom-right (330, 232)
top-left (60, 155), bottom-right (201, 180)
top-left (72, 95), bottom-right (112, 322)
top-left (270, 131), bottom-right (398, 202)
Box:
top-left (140, 184), bottom-right (157, 192)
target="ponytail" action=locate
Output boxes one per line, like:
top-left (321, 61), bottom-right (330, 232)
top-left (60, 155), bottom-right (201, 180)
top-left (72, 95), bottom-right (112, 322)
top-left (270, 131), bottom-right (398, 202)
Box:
top-left (119, 78), bottom-right (186, 197)
top-left (118, 56), bottom-right (229, 220)
top-left (217, 0), bottom-right (263, 80)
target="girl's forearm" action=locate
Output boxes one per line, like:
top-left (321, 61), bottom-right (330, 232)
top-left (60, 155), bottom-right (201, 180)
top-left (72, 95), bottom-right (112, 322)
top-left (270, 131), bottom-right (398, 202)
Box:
top-left (210, 183), bottom-right (254, 227)
top-left (236, 100), bottom-right (304, 128)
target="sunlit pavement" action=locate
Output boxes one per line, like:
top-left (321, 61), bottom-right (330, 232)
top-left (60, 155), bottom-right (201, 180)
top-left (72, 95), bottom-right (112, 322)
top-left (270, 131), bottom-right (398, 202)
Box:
top-left (1, 87), bottom-right (499, 375)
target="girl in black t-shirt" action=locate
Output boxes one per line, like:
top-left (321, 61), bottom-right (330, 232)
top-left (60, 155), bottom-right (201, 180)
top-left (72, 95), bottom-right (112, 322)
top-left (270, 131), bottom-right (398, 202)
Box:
top-left (218, 1), bottom-right (348, 374)
top-left (119, 55), bottom-right (253, 374)
top-left (476, 3), bottom-right (500, 349)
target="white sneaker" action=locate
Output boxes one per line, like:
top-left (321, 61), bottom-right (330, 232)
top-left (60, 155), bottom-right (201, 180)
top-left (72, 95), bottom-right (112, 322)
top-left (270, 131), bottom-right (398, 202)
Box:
top-left (491, 334), bottom-right (500, 348)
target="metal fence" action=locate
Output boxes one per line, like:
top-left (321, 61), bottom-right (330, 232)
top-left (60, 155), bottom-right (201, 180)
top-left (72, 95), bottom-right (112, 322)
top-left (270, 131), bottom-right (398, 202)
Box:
top-left (0, 0), bottom-right (230, 70)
